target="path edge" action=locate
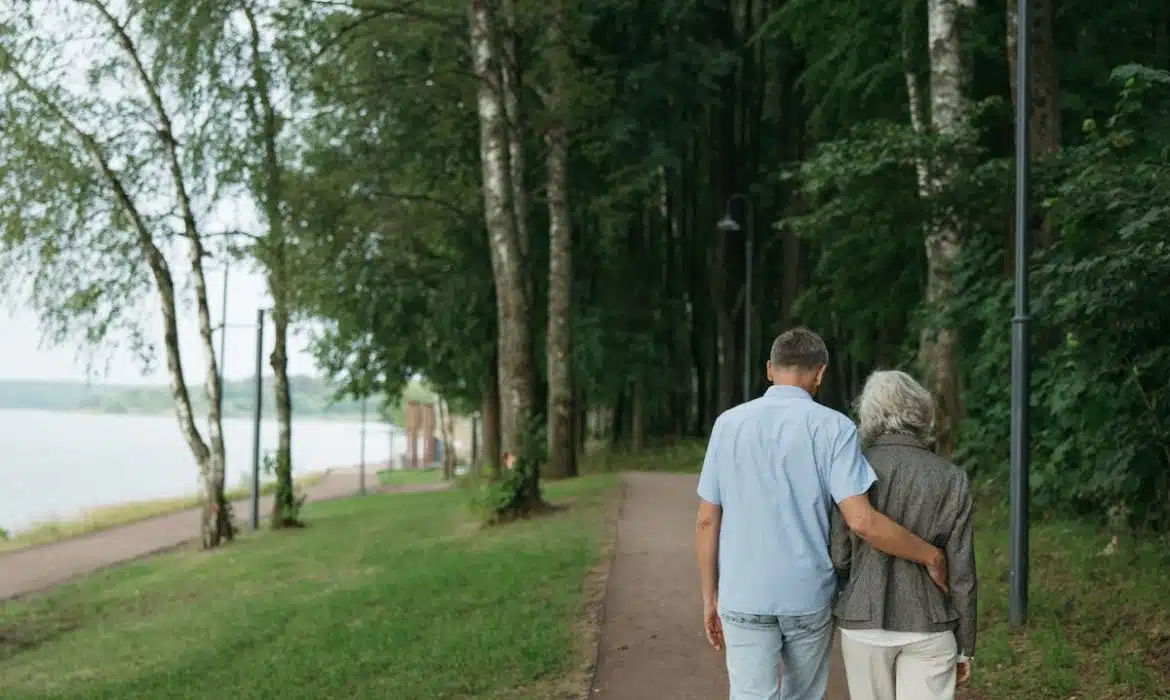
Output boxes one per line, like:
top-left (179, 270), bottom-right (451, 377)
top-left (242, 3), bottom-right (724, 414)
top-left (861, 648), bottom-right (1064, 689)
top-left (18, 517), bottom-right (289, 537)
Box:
top-left (575, 474), bottom-right (627, 700)
top-left (1, 481), bottom-right (451, 603)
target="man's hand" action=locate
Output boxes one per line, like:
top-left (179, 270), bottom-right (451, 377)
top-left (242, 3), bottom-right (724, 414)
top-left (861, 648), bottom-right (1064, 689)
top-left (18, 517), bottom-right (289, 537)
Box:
top-left (956, 659), bottom-right (971, 685)
top-left (703, 599), bottom-right (724, 652)
top-left (926, 550), bottom-right (949, 594)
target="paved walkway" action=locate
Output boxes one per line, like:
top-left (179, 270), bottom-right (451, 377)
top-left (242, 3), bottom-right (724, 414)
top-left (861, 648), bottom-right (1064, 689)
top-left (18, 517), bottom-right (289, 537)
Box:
top-left (0, 468), bottom-right (449, 601)
top-left (591, 471), bottom-right (850, 699)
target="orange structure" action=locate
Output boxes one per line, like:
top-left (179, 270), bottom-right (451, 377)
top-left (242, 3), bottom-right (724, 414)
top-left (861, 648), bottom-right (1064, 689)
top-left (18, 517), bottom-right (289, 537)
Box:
top-left (421, 403), bottom-right (437, 464)
top-left (402, 400), bottom-right (437, 468)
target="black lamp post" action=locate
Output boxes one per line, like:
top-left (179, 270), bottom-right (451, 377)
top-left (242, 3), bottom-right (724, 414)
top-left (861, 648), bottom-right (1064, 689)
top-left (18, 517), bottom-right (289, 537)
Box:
top-left (717, 193), bottom-right (753, 404)
top-left (1009, 0), bottom-right (1032, 626)
top-left (214, 312), bottom-right (267, 532)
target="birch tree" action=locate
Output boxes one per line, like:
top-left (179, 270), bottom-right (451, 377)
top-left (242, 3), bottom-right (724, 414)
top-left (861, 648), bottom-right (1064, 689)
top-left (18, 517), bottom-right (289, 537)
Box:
top-left (241, 2), bottom-right (299, 527)
top-left (469, 0), bottom-right (537, 469)
top-left (920, 0), bottom-right (975, 455)
top-left (0, 0), bottom-right (234, 547)
top-left (133, 0), bottom-right (303, 526)
top-left (543, 0), bottom-right (575, 479)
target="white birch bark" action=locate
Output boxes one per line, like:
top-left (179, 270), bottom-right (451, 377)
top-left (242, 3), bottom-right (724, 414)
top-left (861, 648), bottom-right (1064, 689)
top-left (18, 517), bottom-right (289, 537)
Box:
top-left (544, 0), bottom-right (575, 479)
top-left (919, 0), bottom-right (974, 455)
top-left (469, 0), bottom-right (536, 460)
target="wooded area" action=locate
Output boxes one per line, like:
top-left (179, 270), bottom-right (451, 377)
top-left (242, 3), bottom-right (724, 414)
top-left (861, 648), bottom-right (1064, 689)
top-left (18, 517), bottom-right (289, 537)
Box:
top-left (2, 0), bottom-right (1168, 537)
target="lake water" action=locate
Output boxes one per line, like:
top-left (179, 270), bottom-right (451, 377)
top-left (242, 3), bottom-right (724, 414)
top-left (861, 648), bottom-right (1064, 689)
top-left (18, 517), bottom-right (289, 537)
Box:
top-left (0, 409), bottom-right (409, 534)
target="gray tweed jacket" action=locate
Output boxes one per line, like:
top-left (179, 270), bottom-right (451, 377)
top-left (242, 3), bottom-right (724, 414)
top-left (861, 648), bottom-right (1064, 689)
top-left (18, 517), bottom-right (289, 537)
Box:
top-left (830, 432), bottom-right (977, 656)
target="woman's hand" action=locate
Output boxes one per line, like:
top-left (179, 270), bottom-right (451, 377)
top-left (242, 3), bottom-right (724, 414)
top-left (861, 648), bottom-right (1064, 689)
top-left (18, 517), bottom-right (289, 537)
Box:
top-left (956, 659), bottom-right (972, 685)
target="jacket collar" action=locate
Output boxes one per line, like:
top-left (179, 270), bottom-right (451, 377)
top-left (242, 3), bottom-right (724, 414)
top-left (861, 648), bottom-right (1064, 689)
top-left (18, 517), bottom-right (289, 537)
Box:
top-left (869, 431), bottom-right (932, 452)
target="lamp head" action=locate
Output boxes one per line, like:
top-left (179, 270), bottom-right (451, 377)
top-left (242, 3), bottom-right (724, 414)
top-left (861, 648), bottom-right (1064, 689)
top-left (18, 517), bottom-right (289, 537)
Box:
top-left (716, 214), bottom-right (741, 233)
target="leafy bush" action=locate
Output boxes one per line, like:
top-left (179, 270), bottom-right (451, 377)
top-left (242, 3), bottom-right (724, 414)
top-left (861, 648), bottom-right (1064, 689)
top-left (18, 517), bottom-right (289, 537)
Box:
top-left (470, 418), bottom-right (547, 524)
top-left (956, 65), bottom-right (1170, 527)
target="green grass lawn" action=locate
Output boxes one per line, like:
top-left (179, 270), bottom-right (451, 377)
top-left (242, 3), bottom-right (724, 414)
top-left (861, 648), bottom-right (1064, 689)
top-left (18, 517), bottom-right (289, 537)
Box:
top-left (963, 487), bottom-right (1170, 699)
top-left (0, 475), bottom-right (619, 700)
top-left (375, 466), bottom-right (446, 487)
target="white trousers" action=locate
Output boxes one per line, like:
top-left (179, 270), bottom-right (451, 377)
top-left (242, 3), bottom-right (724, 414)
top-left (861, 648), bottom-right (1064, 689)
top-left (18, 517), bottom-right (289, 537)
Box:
top-left (839, 631), bottom-right (957, 700)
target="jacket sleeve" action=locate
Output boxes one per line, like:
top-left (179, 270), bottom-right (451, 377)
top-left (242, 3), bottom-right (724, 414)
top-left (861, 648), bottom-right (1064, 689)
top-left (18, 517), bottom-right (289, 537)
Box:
top-left (829, 504), bottom-right (852, 580)
top-left (947, 473), bottom-right (978, 657)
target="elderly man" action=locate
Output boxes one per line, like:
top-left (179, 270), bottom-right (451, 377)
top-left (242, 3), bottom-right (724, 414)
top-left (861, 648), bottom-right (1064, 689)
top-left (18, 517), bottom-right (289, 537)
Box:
top-left (695, 328), bottom-right (947, 700)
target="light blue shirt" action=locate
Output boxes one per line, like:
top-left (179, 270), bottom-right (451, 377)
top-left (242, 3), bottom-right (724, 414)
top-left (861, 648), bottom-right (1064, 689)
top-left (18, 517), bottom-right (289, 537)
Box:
top-left (697, 385), bottom-right (877, 616)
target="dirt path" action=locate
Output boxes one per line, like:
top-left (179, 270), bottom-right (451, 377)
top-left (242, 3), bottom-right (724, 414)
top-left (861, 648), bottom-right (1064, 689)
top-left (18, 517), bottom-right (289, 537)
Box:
top-left (591, 471), bottom-right (849, 699)
top-left (0, 468), bottom-right (449, 601)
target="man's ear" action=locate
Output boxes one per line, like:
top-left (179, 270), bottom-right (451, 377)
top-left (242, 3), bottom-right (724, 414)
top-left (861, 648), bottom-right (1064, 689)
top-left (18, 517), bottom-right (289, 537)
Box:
top-left (765, 361), bottom-right (774, 382)
top-left (815, 365), bottom-right (826, 386)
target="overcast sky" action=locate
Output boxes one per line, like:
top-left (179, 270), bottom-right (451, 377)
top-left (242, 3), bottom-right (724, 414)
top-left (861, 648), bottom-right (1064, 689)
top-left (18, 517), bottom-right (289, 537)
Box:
top-left (1, 266), bottom-right (321, 386)
top-left (0, 2), bottom-right (322, 387)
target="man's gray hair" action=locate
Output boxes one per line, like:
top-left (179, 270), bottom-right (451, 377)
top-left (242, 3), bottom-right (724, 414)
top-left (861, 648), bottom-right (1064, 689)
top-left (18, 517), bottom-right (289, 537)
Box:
top-left (855, 370), bottom-right (936, 445)
top-left (769, 327), bottom-right (829, 371)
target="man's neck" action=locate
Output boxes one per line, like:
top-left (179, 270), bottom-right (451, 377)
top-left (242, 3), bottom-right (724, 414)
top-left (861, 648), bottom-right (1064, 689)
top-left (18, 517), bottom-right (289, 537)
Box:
top-left (770, 373), bottom-right (816, 395)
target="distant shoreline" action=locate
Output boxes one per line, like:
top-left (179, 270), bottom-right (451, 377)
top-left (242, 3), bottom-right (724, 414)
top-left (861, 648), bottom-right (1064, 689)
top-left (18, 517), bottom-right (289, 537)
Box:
top-left (0, 375), bottom-right (415, 422)
top-left (0, 405), bottom-right (380, 423)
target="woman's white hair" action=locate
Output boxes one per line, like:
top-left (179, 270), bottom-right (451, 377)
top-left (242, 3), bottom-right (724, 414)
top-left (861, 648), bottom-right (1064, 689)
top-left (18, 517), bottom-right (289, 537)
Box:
top-left (855, 370), bottom-right (936, 445)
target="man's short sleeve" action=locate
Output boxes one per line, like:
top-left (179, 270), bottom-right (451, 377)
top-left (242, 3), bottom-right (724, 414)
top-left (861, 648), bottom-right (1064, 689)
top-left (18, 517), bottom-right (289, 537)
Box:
top-left (697, 420), bottom-right (724, 505)
top-left (828, 423), bottom-right (877, 504)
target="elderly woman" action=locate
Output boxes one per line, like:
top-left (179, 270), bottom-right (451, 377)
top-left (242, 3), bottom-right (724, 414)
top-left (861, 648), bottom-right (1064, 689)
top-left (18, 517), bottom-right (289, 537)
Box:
top-left (830, 370), bottom-right (977, 700)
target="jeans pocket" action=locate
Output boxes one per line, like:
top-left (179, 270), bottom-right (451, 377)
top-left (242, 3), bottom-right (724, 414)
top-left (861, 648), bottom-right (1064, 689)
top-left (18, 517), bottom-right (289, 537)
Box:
top-left (794, 606), bottom-right (833, 633)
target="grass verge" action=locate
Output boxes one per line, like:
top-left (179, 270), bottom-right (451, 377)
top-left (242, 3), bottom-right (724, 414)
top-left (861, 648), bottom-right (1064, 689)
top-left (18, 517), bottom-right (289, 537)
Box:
top-left (961, 482), bottom-right (1170, 699)
top-left (375, 466), bottom-right (446, 487)
top-left (0, 473), bottom-right (619, 700)
top-left (584, 440), bottom-right (1169, 699)
top-left (578, 440), bottom-right (705, 475)
top-left (0, 473), bottom-right (327, 553)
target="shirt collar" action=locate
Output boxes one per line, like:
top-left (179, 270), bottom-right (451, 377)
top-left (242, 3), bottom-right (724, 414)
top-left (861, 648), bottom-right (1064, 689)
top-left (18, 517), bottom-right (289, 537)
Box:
top-left (763, 384), bottom-right (812, 401)
top-left (870, 431), bottom-right (932, 451)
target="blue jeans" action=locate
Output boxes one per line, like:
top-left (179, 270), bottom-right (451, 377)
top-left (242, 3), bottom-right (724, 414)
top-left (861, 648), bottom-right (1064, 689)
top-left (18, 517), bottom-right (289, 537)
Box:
top-left (720, 606), bottom-right (834, 700)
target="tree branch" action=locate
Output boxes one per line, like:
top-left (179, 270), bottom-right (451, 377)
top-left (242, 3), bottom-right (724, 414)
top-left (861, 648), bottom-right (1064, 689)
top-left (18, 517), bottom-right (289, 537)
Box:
top-left (299, 0), bottom-right (461, 27)
top-left (0, 44), bottom-right (212, 465)
top-left (79, 0), bottom-right (202, 245)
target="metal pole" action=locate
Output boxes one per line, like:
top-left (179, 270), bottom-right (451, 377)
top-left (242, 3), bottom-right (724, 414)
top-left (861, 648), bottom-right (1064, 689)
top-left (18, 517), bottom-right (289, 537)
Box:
top-left (471, 413), bottom-right (480, 468)
top-left (743, 210), bottom-right (753, 404)
top-left (249, 308), bottom-right (265, 531)
top-left (1009, 0), bottom-right (1032, 627)
top-left (359, 396), bottom-right (368, 495)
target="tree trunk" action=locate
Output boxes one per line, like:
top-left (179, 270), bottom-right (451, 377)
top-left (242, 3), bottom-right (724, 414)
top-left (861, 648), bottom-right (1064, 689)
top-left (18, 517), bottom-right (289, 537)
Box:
top-left (470, 0), bottom-right (537, 461)
top-left (483, 368), bottom-right (502, 473)
top-left (1007, 0), bottom-right (1061, 254)
top-left (544, 0), bottom-right (575, 480)
top-left (1007, 0), bottom-right (1061, 159)
top-left (499, 0), bottom-right (529, 266)
top-left (87, 3), bottom-right (231, 545)
top-left (631, 379), bottom-right (646, 452)
top-left (244, 5), bottom-right (299, 529)
top-left (268, 302), bottom-right (296, 526)
top-left (438, 399), bottom-right (456, 480)
top-left (920, 0), bottom-right (973, 456)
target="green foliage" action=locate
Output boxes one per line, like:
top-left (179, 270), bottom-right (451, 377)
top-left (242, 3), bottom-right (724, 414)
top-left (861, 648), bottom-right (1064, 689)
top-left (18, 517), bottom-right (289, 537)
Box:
top-left (473, 417), bottom-right (547, 523)
top-left (956, 66), bottom-right (1170, 526)
top-left (261, 452), bottom-right (305, 526)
